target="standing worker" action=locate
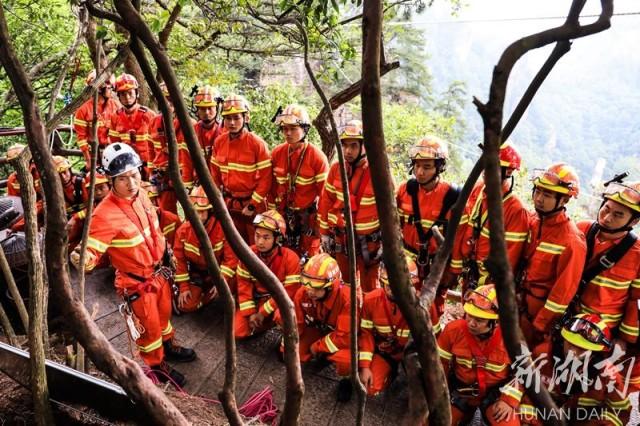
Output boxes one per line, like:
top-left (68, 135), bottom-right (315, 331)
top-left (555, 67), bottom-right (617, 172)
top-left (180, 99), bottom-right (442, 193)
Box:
top-left (270, 104), bottom-right (328, 257)
top-left (209, 94), bottom-right (272, 243)
top-left (70, 143), bottom-right (195, 387)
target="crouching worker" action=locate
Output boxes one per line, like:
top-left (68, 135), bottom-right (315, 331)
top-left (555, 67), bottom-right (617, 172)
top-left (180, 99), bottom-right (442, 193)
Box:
top-left (520, 314), bottom-right (630, 426)
top-left (287, 253), bottom-right (354, 402)
top-left (70, 143), bottom-right (196, 387)
top-left (235, 210), bottom-right (300, 338)
top-left (173, 186), bottom-right (238, 313)
top-left (359, 255), bottom-right (419, 396)
top-left (438, 285), bottom-right (521, 425)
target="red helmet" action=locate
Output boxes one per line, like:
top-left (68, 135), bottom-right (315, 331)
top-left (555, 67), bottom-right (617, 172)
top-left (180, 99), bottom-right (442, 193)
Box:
top-left (301, 253), bottom-right (341, 289)
top-left (532, 163), bottom-right (580, 198)
top-left (379, 255), bottom-right (420, 289)
top-left (499, 142), bottom-right (521, 170)
top-left (114, 73), bottom-right (138, 92)
top-left (189, 186), bottom-right (211, 210)
top-left (561, 313), bottom-right (612, 352)
top-left (252, 210), bottom-right (286, 238)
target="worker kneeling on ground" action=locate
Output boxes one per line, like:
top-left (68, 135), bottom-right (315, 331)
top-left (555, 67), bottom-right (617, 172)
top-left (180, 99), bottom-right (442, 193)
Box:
top-left (438, 285), bottom-right (522, 425)
top-left (284, 253), bottom-right (353, 402)
top-left (520, 313), bottom-right (630, 425)
top-left (235, 209), bottom-right (300, 338)
top-left (173, 185), bottom-right (237, 313)
top-left (358, 255), bottom-right (419, 396)
top-left (70, 142), bottom-right (195, 388)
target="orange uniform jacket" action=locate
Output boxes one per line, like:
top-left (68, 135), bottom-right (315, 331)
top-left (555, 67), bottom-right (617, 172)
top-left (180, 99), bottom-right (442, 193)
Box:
top-left (85, 191), bottom-right (166, 292)
top-left (359, 288), bottom-right (411, 368)
top-left (438, 319), bottom-right (522, 408)
top-left (151, 114), bottom-right (196, 188)
top-left (293, 280), bottom-right (352, 355)
top-left (577, 220), bottom-right (640, 343)
top-left (107, 105), bottom-right (156, 170)
top-left (6, 167), bottom-right (41, 197)
top-left (269, 142), bottom-right (329, 211)
top-left (209, 130), bottom-right (272, 209)
top-left (73, 97), bottom-right (119, 164)
top-left (521, 211), bottom-right (586, 333)
top-left (397, 180), bottom-right (455, 259)
top-left (318, 159), bottom-right (379, 236)
top-left (450, 183), bottom-right (529, 282)
top-left (236, 246), bottom-right (300, 317)
top-left (173, 217), bottom-right (238, 293)
top-left (194, 120), bottom-right (222, 164)
top-left (157, 207), bottom-right (180, 248)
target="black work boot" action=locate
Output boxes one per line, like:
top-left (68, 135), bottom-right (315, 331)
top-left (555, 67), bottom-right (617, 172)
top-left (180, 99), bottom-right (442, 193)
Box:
top-left (163, 339), bottom-right (197, 362)
top-left (152, 361), bottom-right (187, 388)
top-left (336, 378), bottom-right (353, 402)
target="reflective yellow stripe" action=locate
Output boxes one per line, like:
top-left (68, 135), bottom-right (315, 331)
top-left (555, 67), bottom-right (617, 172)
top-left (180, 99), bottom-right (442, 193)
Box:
top-left (519, 404), bottom-right (536, 417)
top-left (213, 241), bottom-right (224, 252)
top-left (324, 334), bottom-right (339, 353)
top-left (314, 172), bottom-right (327, 182)
top-left (256, 159), bottom-right (271, 170)
top-left (162, 322), bottom-right (173, 336)
top-left (138, 338), bottom-right (163, 353)
top-left (87, 237), bottom-right (109, 253)
top-left (163, 222), bottom-right (176, 236)
top-left (374, 325), bottom-right (392, 333)
top-left (631, 279), bottom-right (640, 289)
top-left (111, 234), bottom-right (145, 248)
top-left (355, 220), bottom-right (380, 232)
top-left (221, 265), bottom-right (235, 278)
top-left (505, 231), bottom-right (528, 242)
top-left (237, 265), bottom-right (252, 279)
top-left (438, 346), bottom-right (452, 360)
top-left (619, 322), bottom-right (639, 336)
top-left (590, 275), bottom-right (631, 290)
top-left (484, 362), bottom-right (507, 373)
top-left (184, 242), bottom-right (200, 257)
top-left (359, 351), bottom-right (373, 362)
top-left (543, 299), bottom-right (567, 314)
top-left (603, 411), bottom-right (623, 426)
top-left (360, 319), bottom-right (374, 329)
top-left (251, 192), bottom-right (264, 203)
top-left (536, 241), bottom-right (566, 255)
top-left (284, 275), bottom-right (300, 285)
top-left (455, 357), bottom-right (473, 368)
top-left (579, 304), bottom-right (623, 322)
top-left (175, 273), bottom-right (190, 283)
top-left (396, 329), bottom-right (410, 338)
top-left (500, 384), bottom-right (523, 401)
top-left (263, 300), bottom-right (275, 315)
top-left (607, 397), bottom-right (630, 410)
top-left (450, 259), bottom-right (464, 268)
top-left (74, 118), bottom-right (88, 126)
top-left (239, 300), bottom-right (256, 311)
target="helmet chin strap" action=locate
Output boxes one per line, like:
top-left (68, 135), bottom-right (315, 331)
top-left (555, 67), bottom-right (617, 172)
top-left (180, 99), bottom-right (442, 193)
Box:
top-left (533, 187), bottom-right (566, 218)
top-left (596, 202), bottom-right (638, 233)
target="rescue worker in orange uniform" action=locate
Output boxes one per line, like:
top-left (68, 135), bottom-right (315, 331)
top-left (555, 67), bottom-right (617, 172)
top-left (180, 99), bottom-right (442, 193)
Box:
top-left (67, 173), bottom-right (111, 251)
top-left (449, 142), bottom-right (529, 294)
top-left (396, 136), bottom-right (459, 330)
top-left (209, 94), bottom-right (272, 243)
top-left (575, 181), bottom-right (640, 346)
top-left (318, 119), bottom-right (381, 293)
top-left (139, 181), bottom-right (181, 248)
top-left (108, 73), bottom-right (156, 179)
top-left (519, 314), bottom-right (630, 426)
top-left (290, 253), bottom-right (353, 402)
top-left (73, 70), bottom-right (119, 167)
top-left (70, 142), bottom-right (195, 387)
top-left (53, 156), bottom-right (88, 217)
top-left (5, 144), bottom-right (42, 197)
top-left (269, 104), bottom-right (329, 257)
top-left (438, 285), bottom-right (522, 425)
top-left (150, 83), bottom-right (195, 215)
top-left (193, 85), bottom-right (223, 163)
top-left (518, 163), bottom-right (587, 347)
top-left (235, 210), bottom-right (300, 339)
top-left (173, 186), bottom-right (238, 313)
top-left (359, 256), bottom-right (420, 396)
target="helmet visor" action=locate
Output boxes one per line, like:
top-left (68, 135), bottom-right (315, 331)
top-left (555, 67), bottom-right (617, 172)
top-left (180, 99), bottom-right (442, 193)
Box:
top-left (253, 214), bottom-right (278, 232)
top-left (301, 275), bottom-right (331, 289)
top-left (463, 289), bottom-right (498, 313)
top-left (222, 98), bottom-right (247, 114)
top-left (531, 169), bottom-right (573, 194)
top-left (603, 182), bottom-right (640, 209)
top-left (564, 317), bottom-right (611, 348)
top-left (339, 124), bottom-right (363, 140)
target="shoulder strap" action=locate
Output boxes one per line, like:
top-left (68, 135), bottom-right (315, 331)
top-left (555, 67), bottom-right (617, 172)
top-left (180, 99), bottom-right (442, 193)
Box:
top-left (406, 178), bottom-right (428, 245)
top-left (423, 183), bottom-right (461, 246)
top-left (73, 174), bottom-right (86, 207)
top-left (582, 227), bottom-right (638, 286)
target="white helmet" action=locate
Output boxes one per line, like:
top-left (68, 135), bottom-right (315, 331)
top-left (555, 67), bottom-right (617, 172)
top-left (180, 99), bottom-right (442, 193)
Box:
top-left (101, 143), bottom-right (142, 177)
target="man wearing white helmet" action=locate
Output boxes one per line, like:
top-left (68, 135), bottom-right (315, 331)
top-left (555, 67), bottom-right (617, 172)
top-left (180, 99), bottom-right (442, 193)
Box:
top-left (70, 142), bottom-right (195, 387)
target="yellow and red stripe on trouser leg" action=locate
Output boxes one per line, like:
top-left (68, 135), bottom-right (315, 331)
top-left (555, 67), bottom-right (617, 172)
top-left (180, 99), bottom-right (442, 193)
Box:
top-left (128, 276), bottom-right (174, 366)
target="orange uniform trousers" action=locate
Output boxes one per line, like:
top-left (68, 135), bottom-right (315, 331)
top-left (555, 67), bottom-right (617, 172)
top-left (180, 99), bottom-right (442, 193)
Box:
top-left (336, 249), bottom-right (380, 294)
top-left (124, 275), bottom-right (174, 367)
top-left (234, 298), bottom-right (275, 339)
top-left (452, 401), bottom-right (520, 426)
top-left (299, 326), bottom-right (351, 377)
top-left (364, 354), bottom-right (399, 396)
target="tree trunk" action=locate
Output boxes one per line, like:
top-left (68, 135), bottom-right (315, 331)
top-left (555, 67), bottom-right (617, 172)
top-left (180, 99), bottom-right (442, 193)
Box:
top-left (0, 300), bottom-right (18, 347)
top-left (0, 4), bottom-right (190, 424)
top-left (13, 152), bottom-right (54, 425)
top-left (0, 244), bottom-right (29, 332)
